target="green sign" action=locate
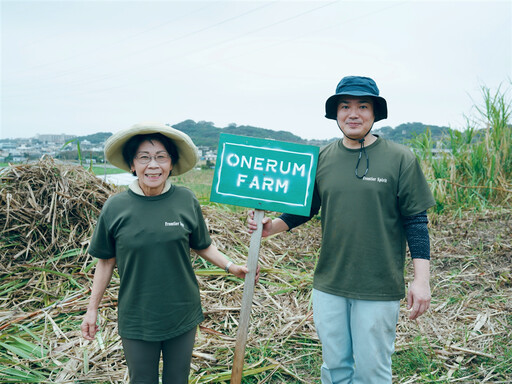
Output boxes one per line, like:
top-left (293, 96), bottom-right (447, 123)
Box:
top-left (210, 134), bottom-right (319, 215)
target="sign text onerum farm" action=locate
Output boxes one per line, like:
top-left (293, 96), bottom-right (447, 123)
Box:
top-left (210, 134), bottom-right (319, 215)
top-left (227, 153), bottom-right (306, 192)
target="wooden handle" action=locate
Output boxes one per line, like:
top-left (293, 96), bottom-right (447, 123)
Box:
top-left (230, 209), bottom-right (264, 383)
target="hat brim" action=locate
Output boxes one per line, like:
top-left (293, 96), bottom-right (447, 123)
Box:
top-left (104, 122), bottom-right (198, 176)
top-left (325, 93), bottom-right (388, 122)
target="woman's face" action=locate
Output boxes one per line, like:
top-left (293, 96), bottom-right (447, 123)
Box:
top-left (131, 139), bottom-right (173, 196)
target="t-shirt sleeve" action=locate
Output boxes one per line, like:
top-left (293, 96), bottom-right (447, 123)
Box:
top-left (88, 204), bottom-right (116, 260)
top-left (397, 157), bottom-right (436, 216)
top-left (189, 198), bottom-right (212, 250)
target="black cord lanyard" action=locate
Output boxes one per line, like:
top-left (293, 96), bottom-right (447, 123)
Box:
top-left (337, 121), bottom-right (372, 179)
top-left (355, 138), bottom-right (369, 179)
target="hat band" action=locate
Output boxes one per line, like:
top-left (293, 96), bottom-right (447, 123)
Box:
top-left (337, 83), bottom-right (378, 95)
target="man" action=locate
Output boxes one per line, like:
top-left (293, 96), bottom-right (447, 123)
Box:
top-left (248, 76), bottom-right (435, 383)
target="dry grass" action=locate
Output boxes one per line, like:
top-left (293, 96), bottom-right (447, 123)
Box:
top-left (0, 159), bottom-right (511, 383)
top-left (396, 210), bottom-right (512, 382)
top-left (0, 156), bottom-right (118, 264)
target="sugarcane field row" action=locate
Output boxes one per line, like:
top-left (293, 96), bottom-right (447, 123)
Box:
top-left (0, 157), bottom-right (511, 383)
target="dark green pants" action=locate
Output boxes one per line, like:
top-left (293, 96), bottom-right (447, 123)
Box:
top-left (121, 327), bottom-right (196, 384)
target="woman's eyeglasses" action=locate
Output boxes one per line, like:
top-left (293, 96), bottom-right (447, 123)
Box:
top-left (134, 153), bottom-right (170, 164)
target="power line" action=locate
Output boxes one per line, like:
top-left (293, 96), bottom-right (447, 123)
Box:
top-left (10, 3), bottom-right (218, 75)
top-left (3, 1), bottom-right (337, 99)
top-left (2, 1), bottom-right (410, 102)
top-left (4, 2), bottom-right (275, 87)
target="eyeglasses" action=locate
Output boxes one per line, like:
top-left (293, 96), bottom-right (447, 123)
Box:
top-left (134, 153), bottom-right (170, 164)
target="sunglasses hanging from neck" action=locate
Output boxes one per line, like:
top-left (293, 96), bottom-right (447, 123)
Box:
top-left (355, 138), bottom-right (369, 179)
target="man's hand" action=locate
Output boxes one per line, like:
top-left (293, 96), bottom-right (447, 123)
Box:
top-left (407, 258), bottom-right (431, 320)
top-left (247, 210), bottom-right (289, 237)
top-left (247, 210), bottom-right (273, 237)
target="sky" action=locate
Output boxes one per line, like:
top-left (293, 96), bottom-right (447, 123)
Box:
top-left (1, 0), bottom-right (511, 140)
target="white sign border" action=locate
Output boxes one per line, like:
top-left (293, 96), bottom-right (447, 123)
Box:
top-left (214, 142), bottom-right (316, 208)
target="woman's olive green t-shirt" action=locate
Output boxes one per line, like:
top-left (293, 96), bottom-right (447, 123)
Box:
top-left (88, 185), bottom-right (211, 341)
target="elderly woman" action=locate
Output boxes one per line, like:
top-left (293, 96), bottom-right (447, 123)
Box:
top-left (81, 123), bottom-right (257, 384)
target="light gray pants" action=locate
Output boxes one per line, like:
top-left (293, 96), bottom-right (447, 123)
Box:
top-left (313, 289), bottom-right (400, 384)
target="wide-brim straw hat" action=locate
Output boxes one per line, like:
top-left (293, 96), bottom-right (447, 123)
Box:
top-left (325, 76), bottom-right (388, 122)
top-left (104, 122), bottom-right (198, 176)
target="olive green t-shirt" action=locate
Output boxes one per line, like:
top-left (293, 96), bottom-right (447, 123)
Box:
top-left (310, 137), bottom-right (435, 300)
top-left (88, 185), bottom-right (211, 341)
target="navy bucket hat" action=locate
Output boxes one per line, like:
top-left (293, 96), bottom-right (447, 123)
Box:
top-left (325, 76), bottom-right (388, 122)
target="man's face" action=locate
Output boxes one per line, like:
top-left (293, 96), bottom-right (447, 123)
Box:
top-left (336, 96), bottom-right (375, 140)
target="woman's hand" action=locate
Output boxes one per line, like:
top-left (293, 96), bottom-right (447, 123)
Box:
top-left (81, 309), bottom-right (99, 340)
top-left (80, 257), bottom-right (115, 341)
top-left (228, 263), bottom-right (260, 283)
top-left (193, 245), bottom-right (261, 284)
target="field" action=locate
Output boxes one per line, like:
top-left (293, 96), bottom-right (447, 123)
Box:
top-left (89, 166), bottom-right (127, 176)
top-left (0, 87), bottom-right (511, 383)
top-left (173, 168), bottom-right (217, 206)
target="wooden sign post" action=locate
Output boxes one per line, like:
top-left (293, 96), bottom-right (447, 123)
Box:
top-left (230, 208), bottom-right (264, 383)
top-left (210, 134), bottom-right (318, 383)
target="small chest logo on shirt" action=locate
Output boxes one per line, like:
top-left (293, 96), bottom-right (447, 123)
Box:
top-left (363, 176), bottom-right (388, 183)
top-left (165, 221), bottom-right (185, 228)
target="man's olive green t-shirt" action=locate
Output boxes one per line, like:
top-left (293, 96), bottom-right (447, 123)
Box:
top-left (88, 185), bottom-right (211, 341)
top-left (310, 137), bottom-right (435, 300)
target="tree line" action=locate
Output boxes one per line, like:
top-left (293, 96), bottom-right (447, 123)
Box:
top-left (76, 120), bottom-right (452, 148)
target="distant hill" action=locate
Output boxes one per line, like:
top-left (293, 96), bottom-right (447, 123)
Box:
top-left (75, 132), bottom-right (113, 144)
top-left (374, 122), bottom-right (451, 144)
top-left (73, 120), bottom-right (452, 148)
top-left (170, 120), bottom-right (334, 148)
top-left (174, 120), bottom-right (452, 148)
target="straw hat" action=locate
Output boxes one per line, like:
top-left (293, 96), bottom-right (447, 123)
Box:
top-left (104, 122), bottom-right (198, 176)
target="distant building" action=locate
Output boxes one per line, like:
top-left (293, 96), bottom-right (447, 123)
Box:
top-left (0, 142), bottom-right (17, 150)
top-left (36, 133), bottom-right (77, 144)
top-left (431, 148), bottom-right (452, 159)
top-left (17, 145), bottom-right (33, 153)
top-left (197, 146), bottom-right (209, 157)
top-left (204, 152), bottom-right (217, 162)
